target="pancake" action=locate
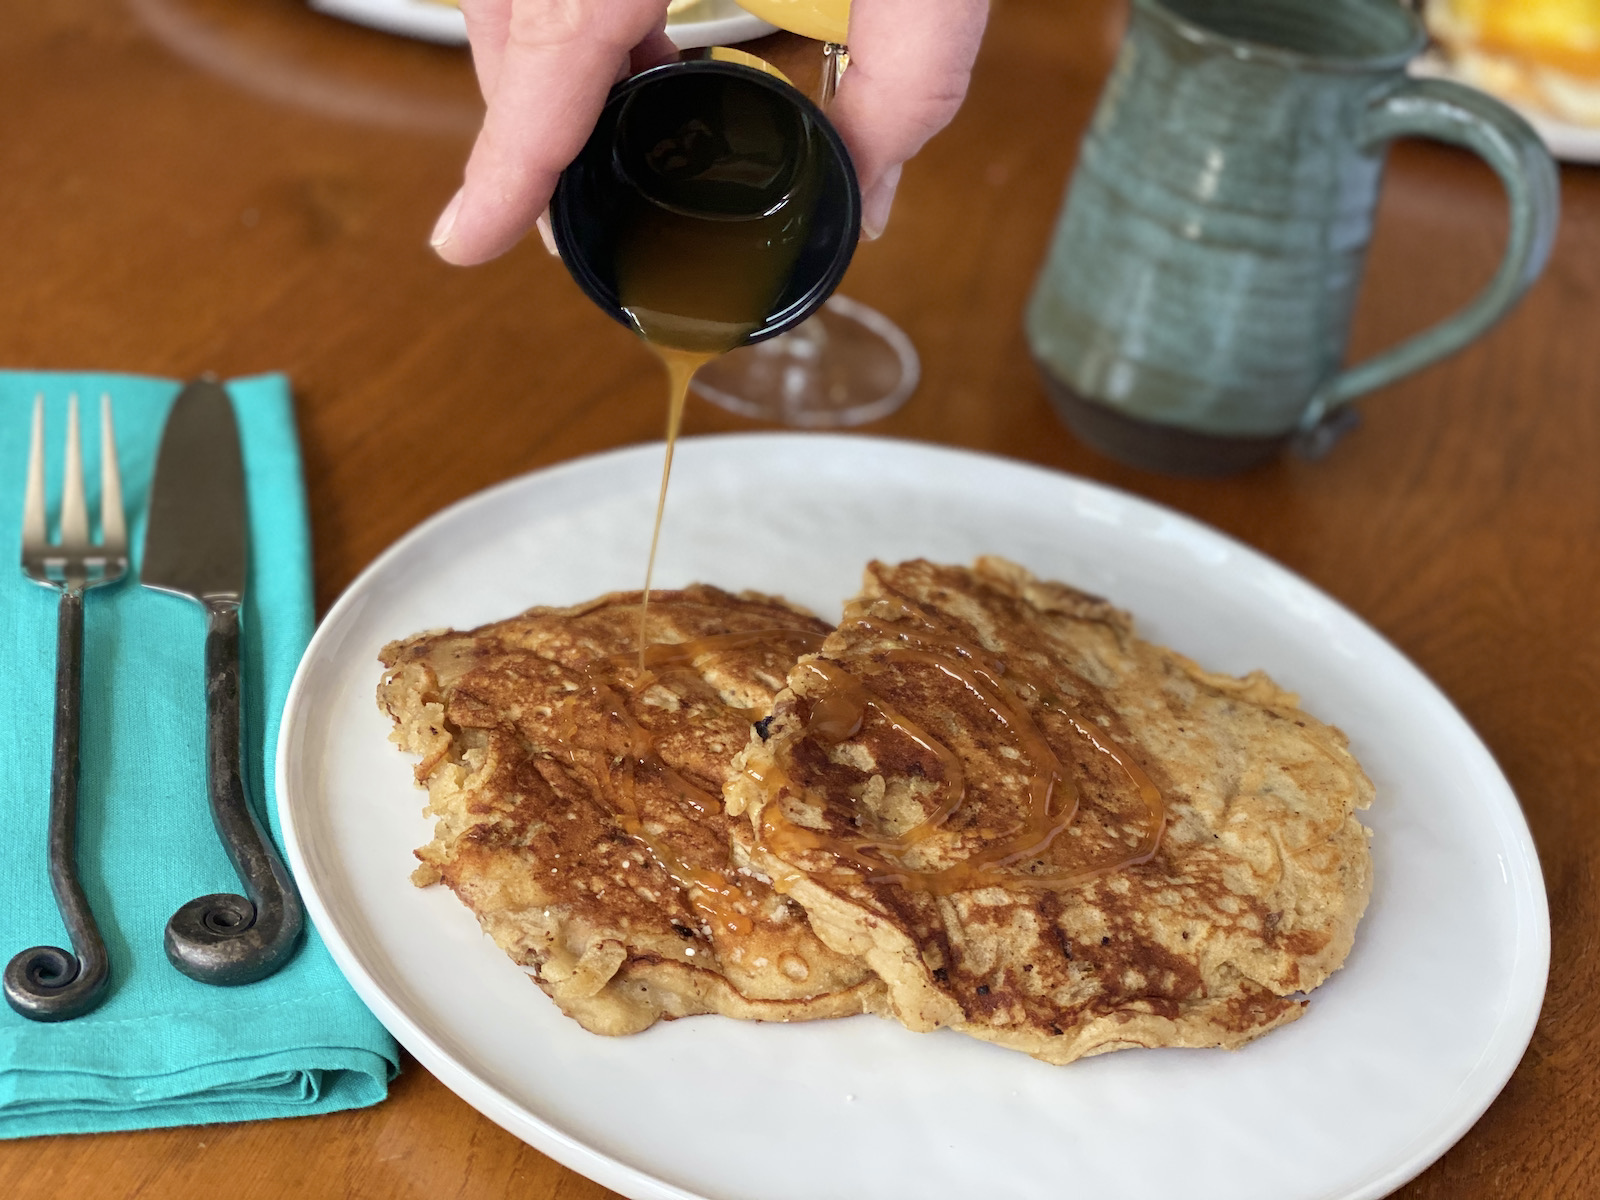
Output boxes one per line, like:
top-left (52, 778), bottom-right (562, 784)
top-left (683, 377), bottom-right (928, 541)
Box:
top-left (726, 558), bottom-right (1374, 1065)
top-left (378, 586), bottom-right (883, 1035)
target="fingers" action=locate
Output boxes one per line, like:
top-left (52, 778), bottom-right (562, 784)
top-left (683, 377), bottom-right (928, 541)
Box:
top-left (459, 0), bottom-right (512, 100)
top-left (829, 0), bottom-right (990, 238)
top-left (630, 27), bottom-right (680, 74)
top-left (434, 0), bottom-right (670, 265)
top-left (438, 0), bottom-right (989, 262)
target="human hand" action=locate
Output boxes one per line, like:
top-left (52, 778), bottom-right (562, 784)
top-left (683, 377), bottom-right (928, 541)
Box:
top-left (430, 0), bottom-right (991, 265)
top-left (829, 0), bottom-right (990, 239)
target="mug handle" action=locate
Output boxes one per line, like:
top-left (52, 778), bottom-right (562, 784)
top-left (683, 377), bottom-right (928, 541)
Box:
top-left (1294, 77), bottom-right (1560, 456)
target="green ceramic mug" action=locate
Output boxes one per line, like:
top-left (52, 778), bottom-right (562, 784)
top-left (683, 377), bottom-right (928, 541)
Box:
top-left (1026, 0), bottom-right (1559, 475)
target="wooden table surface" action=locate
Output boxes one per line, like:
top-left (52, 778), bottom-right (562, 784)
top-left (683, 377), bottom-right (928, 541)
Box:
top-left (3, 0), bottom-right (1596, 1196)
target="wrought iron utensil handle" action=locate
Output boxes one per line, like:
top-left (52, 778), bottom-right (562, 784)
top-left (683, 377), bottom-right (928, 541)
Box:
top-left (4, 588), bottom-right (112, 1021)
top-left (164, 598), bottom-right (303, 985)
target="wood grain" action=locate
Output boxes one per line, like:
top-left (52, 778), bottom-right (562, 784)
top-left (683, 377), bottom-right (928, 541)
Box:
top-left (0, 0), bottom-right (1595, 1195)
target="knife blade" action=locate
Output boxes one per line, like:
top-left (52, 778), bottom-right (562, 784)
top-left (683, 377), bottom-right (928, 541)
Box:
top-left (142, 379), bottom-right (247, 602)
top-left (140, 377), bottom-right (303, 986)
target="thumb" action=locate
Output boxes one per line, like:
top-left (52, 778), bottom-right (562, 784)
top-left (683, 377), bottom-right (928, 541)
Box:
top-left (861, 163), bottom-right (903, 241)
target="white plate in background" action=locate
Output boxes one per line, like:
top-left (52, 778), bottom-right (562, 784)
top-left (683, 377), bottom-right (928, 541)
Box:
top-left (307, 0), bottom-right (776, 50)
top-left (278, 435), bottom-right (1548, 1200)
top-left (1412, 51), bottom-right (1600, 164)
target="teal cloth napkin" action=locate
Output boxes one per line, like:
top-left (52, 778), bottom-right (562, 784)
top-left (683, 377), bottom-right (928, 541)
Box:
top-left (0, 372), bottom-right (398, 1137)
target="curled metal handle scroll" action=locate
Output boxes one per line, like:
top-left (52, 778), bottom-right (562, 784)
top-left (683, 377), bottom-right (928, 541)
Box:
top-left (164, 599), bottom-right (303, 986)
top-left (5, 589), bottom-right (112, 1021)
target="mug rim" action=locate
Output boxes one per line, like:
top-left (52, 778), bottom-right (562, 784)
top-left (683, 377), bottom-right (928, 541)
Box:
top-left (1133, 0), bottom-right (1428, 73)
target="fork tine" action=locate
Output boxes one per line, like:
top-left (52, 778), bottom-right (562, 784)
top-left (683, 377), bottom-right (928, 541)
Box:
top-left (23, 395), bottom-right (47, 556)
top-left (99, 394), bottom-right (126, 553)
top-left (59, 394), bottom-right (88, 552)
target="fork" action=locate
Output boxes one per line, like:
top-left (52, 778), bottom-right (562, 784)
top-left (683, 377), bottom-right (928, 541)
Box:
top-left (4, 394), bottom-right (127, 1022)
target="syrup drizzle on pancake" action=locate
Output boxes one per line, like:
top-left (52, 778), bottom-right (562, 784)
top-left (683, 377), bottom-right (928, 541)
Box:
top-left (552, 596), bottom-right (1165, 903)
top-left (559, 626), bottom-right (827, 934)
top-left (635, 346), bottom-right (717, 668)
top-left (743, 594), bottom-right (1167, 894)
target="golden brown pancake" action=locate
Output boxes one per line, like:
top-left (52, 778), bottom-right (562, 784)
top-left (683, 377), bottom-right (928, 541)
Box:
top-left (378, 586), bottom-right (882, 1035)
top-left (727, 558), bottom-right (1374, 1065)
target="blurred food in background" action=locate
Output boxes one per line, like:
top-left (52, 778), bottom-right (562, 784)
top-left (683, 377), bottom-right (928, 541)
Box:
top-left (1426, 0), bottom-right (1600, 126)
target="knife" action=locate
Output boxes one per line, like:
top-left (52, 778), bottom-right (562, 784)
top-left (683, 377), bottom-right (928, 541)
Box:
top-left (141, 377), bottom-right (304, 986)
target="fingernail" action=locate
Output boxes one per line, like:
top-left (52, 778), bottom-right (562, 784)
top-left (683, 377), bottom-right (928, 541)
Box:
top-left (430, 188), bottom-right (464, 249)
top-left (536, 210), bottom-right (558, 257)
top-left (861, 164), bottom-right (902, 241)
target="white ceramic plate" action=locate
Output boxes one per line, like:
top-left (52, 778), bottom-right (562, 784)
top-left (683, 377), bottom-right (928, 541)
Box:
top-left (1411, 52), bottom-right (1600, 163)
top-left (278, 435), bottom-right (1548, 1200)
top-left (307, 0), bottom-right (776, 50)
